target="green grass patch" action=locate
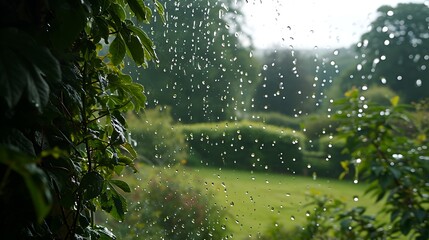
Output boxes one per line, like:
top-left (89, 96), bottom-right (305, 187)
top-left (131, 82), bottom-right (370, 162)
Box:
top-left (186, 167), bottom-right (378, 239)
top-left (115, 166), bottom-right (381, 239)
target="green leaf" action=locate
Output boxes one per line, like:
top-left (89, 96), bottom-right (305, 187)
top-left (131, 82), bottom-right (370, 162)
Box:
top-left (109, 3), bottom-right (126, 21)
top-left (121, 142), bottom-right (138, 159)
top-left (100, 185), bottom-right (128, 221)
top-left (94, 17), bottom-right (110, 44)
top-left (124, 33), bottom-right (145, 65)
top-left (79, 213), bottom-right (90, 228)
top-left (95, 226), bottom-right (117, 240)
top-left (0, 28), bottom-right (60, 110)
top-left (0, 48), bottom-right (27, 108)
top-left (49, 1), bottom-right (87, 50)
top-left (390, 95), bottom-right (400, 107)
top-left (0, 147), bottom-right (52, 222)
top-left (26, 66), bottom-right (50, 111)
top-left (0, 128), bottom-right (36, 156)
top-left (143, 5), bottom-right (152, 23)
top-left (111, 116), bottom-right (127, 144)
top-left (128, 25), bottom-right (158, 60)
top-left (110, 179), bottom-right (131, 193)
top-left (126, 0), bottom-right (146, 21)
top-left (109, 35), bottom-right (126, 66)
top-left (80, 172), bottom-right (104, 200)
top-left (155, 0), bottom-right (166, 23)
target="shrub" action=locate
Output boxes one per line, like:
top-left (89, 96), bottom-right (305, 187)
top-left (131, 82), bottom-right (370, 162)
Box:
top-left (284, 194), bottom-right (388, 240)
top-left (181, 121), bottom-right (306, 174)
top-left (101, 168), bottom-right (230, 239)
top-left (316, 135), bottom-right (352, 179)
top-left (127, 107), bottom-right (188, 166)
top-left (334, 88), bottom-right (429, 238)
top-left (362, 86), bottom-right (398, 106)
top-left (300, 114), bottom-right (340, 140)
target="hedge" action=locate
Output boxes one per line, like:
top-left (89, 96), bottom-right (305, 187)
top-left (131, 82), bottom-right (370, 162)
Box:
top-left (248, 112), bottom-right (301, 130)
top-left (127, 107), bottom-right (188, 165)
top-left (316, 135), bottom-right (352, 178)
top-left (180, 121), bottom-right (306, 174)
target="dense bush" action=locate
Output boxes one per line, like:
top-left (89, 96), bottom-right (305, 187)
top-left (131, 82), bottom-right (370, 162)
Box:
top-left (362, 86), bottom-right (398, 106)
top-left (102, 168), bottom-right (230, 239)
top-left (127, 107), bottom-right (188, 166)
top-left (316, 135), bottom-right (352, 179)
top-left (260, 194), bottom-right (389, 240)
top-left (300, 114), bottom-right (340, 140)
top-left (181, 121), bottom-right (306, 174)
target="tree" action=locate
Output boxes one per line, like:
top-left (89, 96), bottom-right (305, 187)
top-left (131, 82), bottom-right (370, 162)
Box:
top-left (354, 3), bottom-right (429, 103)
top-left (253, 49), bottom-right (316, 116)
top-left (128, 0), bottom-right (261, 123)
top-left (0, 0), bottom-right (162, 238)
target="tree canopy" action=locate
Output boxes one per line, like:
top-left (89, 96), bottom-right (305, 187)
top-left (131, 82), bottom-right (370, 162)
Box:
top-left (129, 0), bottom-right (261, 123)
top-left (354, 3), bottom-right (429, 102)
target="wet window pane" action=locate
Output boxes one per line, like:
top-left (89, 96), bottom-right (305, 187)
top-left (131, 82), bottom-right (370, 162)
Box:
top-left (101, 0), bottom-right (429, 239)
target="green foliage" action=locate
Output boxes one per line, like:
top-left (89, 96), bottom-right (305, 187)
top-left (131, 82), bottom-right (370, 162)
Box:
top-left (259, 195), bottom-right (388, 240)
top-left (361, 86), bottom-right (398, 106)
top-left (181, 121), bottom-right (306, 174)
top-left (102, 168), bottom-right (230, 239)
top-left (254, 50), bottom-right (316, 116)
top-left (300, 114), bottom-right (339, 140)
top-left (260, 89), bottom-right (429, 239)
top-left (317, 136), bottom-right (351, 178)
top-left (248, 112), bottom-right (301, 130)
top-left (0, 0), bottom-right (163, 238)
top-left (130, 0), bottom-right (262, 123)
top-left (127, 107), bottom-right (188, 165)
top-left (258, 220), bottom-right (294, 240)
top-left (354, 3), bottom-right (429, 103)
top-left (335, 88), bottom-right (429, 239)
top-left (293, 195), bottom-right (388, 240)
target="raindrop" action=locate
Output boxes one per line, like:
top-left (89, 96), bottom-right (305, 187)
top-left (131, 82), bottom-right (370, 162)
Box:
top-left (416, 79), bottom-right (422, 87)
top-left (290, 216), bottom-right (295, 221)
top-left (356, 64), bottom-right (362, 71)
top-left (333, 49), bottom-right (339, 56)
top-left (353, 196), bottom-right (359, 202)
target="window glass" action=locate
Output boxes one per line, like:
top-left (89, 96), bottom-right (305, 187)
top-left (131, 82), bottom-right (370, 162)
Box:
top-left (102, 0), bottom-right (429, 239)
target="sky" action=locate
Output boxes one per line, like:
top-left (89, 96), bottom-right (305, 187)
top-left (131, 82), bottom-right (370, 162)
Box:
top-left (241, 0), bottom-right (427, 49)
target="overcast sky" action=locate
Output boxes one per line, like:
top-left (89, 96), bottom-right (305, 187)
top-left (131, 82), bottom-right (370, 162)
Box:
top-left (242, 0), bottom-right (427, 49)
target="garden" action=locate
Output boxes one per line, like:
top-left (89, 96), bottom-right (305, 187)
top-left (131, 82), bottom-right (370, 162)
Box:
top-left (1, 0), bottom-right (428, 239)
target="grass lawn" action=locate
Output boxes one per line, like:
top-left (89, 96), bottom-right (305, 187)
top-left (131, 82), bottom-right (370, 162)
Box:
top-left (121, 166), bottom-right (381, 239)
top-left (186, 167), bottom-right (379, 239)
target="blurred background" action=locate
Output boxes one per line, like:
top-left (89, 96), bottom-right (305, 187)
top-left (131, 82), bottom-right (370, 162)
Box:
top-left (101, 1), bottom-right (429, 239)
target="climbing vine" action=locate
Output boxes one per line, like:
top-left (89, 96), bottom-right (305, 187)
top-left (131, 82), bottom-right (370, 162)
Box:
top-left (0, 0), bottom-right (163, 238)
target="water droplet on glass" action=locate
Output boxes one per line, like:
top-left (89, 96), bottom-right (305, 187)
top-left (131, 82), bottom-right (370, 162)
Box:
top-left (353, 196), bottom-right (359, 202)
top-left (333, 49), bottom-right (339, 55)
